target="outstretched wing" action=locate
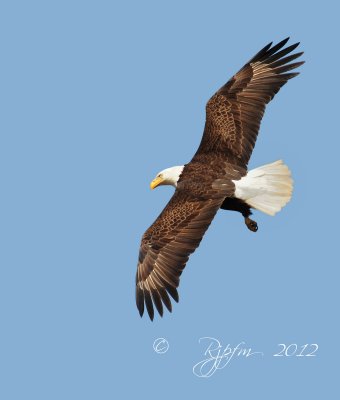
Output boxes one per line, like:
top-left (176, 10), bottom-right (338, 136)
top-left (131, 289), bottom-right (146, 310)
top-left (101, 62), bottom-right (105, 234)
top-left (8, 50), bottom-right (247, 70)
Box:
top-left (193, 37), bottom-right (304, 167)
top-left (136, 183), bottom-right (231, 320)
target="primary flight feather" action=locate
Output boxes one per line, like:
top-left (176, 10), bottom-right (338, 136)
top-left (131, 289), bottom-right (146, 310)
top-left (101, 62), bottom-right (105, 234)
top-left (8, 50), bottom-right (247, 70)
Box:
top-left (136, 38), bottom-right (304, 320)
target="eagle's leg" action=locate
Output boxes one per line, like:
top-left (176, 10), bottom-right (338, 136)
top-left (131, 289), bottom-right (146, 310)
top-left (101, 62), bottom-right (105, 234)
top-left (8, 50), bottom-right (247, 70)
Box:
top-left (220, 197), bottom-right (258, 232)
top-left (244, 216), bottom-right (258, 232)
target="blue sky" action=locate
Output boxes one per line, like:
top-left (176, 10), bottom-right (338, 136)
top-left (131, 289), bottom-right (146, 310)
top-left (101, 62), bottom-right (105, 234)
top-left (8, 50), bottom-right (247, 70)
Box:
top-left (1, 1), bottom-right (339, 398)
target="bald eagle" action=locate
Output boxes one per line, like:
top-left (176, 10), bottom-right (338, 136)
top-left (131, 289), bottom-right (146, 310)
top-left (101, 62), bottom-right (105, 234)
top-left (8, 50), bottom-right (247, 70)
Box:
top-left (136, 38), bottom-right (304, 320)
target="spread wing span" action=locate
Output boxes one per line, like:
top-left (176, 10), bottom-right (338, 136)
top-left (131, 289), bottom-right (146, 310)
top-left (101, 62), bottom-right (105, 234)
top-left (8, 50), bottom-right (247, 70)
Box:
top-left (193, 37), bottom-right (304, 166)
top-left (136, 38), bottom-right (304, 320)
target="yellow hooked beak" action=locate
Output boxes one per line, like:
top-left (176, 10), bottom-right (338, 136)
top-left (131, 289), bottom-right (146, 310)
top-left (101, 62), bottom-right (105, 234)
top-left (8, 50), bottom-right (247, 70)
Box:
top-left (150, 176), bottom-right (163, 190)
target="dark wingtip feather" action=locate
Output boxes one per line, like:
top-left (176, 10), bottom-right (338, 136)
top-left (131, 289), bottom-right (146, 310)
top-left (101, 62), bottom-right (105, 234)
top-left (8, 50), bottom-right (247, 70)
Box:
top-left (166, 285), bottom-right (179, 303)
top-left (270, 51), bottom-right (304, 69)
top-left (284, 42), bottom-right (300, 54)
top-left (159, 287), bottom-right (172, 313)
top-left (249, 41), bottom-right (272, 63)
top-left (282, 72), bottom-right (300, 80)
top-left (136, 286), bottom-right (145, 317)
top-left (144, 290), bottom-right (154, 321)
top-left (265, 37), bottom-right (290, 57)
top-left (151, 290), bottom-right (164, 317)
top-left (274, 61), bottom-right (305, 75)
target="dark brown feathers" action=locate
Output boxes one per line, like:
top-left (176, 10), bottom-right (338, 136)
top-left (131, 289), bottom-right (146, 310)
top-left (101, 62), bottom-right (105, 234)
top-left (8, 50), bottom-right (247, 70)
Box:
top-left (135, 165), bottom-right (242, 320)
top-left (136, 39), bottom-right (304, 320)
top-left (193, 37), bottom-right (304, 166)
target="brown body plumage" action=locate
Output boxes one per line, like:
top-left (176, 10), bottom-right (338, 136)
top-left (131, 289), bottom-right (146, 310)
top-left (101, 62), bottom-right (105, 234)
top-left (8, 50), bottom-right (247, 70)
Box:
top-left (136, 38), bottom-right (304, 320)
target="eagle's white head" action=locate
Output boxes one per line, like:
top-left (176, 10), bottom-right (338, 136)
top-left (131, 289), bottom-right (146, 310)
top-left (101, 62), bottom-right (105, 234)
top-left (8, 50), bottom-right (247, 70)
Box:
top-left (150, 166), bottom-right (184, 189)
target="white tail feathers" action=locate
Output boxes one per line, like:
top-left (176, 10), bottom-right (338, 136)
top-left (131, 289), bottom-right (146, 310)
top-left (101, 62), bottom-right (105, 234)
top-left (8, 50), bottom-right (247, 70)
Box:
top-left (233, 160), bottom-right (293, 216)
